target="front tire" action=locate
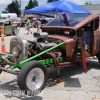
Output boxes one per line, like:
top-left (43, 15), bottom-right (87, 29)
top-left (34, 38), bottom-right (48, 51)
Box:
top-left (18, 61), bottom-right (48, 95)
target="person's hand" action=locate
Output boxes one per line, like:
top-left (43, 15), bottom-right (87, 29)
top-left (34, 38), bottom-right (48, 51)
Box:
top-left (26, 20), bottom-right (28, 24)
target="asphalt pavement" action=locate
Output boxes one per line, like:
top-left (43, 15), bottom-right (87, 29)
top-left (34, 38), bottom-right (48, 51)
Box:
top-left (0, 27), bottom-right (100, 100)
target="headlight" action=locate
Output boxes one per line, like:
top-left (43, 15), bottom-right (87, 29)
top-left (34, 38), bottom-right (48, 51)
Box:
top-left (12, 45), bottom-right (21, 57)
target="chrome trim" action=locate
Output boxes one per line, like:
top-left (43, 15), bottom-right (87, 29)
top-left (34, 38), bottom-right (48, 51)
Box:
top-left (10, 36), bottom-right (28, 61)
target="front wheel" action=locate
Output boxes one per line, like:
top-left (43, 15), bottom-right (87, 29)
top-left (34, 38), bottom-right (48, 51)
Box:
top-left (18, 61), bottom-right (48, 95)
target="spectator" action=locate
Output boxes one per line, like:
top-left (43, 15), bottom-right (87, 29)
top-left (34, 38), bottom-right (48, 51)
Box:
top-left (10, 18), bottom-right (13, 24)
top-left (37, 18), bottom-right (42, 33)
top-left (26, 18), bottom-right (32, 34)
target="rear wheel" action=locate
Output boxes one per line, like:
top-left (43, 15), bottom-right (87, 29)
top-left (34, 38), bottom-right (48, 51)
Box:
top-left (18, 61), bottom-right (48, 96)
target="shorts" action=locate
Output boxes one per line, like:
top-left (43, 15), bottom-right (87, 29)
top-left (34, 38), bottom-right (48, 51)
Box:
top-left (27, 26), bottom-right (30, 30)
top-left (25, 25), bottom-right (30, 30)
top-left (38, 25), bottom-right (41, 28)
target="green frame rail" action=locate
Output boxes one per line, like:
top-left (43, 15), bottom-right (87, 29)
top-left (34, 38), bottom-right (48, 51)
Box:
top-left (10, 41), bottom-right (65, 70)
top-left (39, 57), bottom-right (66, 65)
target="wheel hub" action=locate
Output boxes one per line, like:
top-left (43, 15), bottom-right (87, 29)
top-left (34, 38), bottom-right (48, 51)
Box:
top-left (32, 76), bottom-right (36, 81)
top-left (26, 68), bottom-right (44, 90)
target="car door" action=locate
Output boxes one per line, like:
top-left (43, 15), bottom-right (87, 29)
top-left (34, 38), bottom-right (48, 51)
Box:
top-left (90, 19), bottom-right (99, 56)
top-left (4, 21), bottom-right (12, 35)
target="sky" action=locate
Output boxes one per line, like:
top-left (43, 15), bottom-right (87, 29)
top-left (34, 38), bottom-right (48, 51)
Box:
top-left (0, 0), bottom-right (100, 13)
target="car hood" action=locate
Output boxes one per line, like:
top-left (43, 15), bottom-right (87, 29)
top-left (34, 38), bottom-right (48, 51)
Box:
top-left (48, 34), bottom-right (76, 43)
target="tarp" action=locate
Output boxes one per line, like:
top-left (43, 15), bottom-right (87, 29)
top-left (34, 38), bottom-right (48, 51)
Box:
top-left (24, 0), bottom-right (91, 14)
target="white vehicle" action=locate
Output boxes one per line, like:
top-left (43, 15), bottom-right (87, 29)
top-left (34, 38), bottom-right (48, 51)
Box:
top-left (0, 13), bottom-right (17, 19)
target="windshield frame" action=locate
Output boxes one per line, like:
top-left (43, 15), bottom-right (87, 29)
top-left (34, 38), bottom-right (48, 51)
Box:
top-left (47, 13), bottom-right (90, 27)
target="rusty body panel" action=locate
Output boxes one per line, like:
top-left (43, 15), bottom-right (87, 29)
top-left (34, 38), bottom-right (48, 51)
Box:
top-left (41, 13), bottom-right (100, 72)
top-left (48, 35), bottom-right (76, 43)
top-left (42, 26), bottom-right (76, 31)
top-left (74, 14), bottom-right (99, 29)
top-left (48, 35), bottom-right (77, 61)
top-left (74, 14), bottom-right (99, 56)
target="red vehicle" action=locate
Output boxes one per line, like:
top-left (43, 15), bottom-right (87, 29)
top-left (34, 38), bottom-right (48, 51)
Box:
top-left (31, 20), bottom-right (37, 28)
top-left (31, 18), bottom-right (48, 28)
top-left (13, 19), bottom-right (21, 27)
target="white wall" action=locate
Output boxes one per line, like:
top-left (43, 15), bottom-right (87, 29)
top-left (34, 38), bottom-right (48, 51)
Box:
top-left (89, 10), bottom-right (100, 14)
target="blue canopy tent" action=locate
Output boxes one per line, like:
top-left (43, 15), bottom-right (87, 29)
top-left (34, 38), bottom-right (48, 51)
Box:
top-left (24, 0), bottom-right (91, 15)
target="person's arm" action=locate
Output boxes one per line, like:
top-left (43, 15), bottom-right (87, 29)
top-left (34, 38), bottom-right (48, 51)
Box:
top-left (26, 20), bottom-right (28, 25)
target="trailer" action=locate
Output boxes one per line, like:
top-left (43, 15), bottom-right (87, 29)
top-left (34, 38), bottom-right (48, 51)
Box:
top-left (0, 13), bottom-right (17, 19)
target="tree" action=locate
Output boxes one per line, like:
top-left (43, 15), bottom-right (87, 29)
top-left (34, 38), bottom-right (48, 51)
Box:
top-left (85, 2), bottom-right (92, 5)
top-left (4, 0), bottom-right (20, 16)
top-left (47, 0), bottom-right (59, 3)
top-left (2, 7), bottom-right (8, 13)
top-left (25, 0), bottom-right (39, 9)
top-left (89, 2), bottom-right (92, 5)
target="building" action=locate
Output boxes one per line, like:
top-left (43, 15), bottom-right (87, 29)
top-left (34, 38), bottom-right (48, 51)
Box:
top-left (81, 4), bottom-right (100, 14)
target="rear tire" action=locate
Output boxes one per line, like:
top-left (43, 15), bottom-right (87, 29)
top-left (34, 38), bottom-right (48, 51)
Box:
top-left (18, 61), bottom-right (48, 96)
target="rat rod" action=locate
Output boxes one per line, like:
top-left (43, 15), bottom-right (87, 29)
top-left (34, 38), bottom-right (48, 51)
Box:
top-left (0, 13), bottom-right (100, 95)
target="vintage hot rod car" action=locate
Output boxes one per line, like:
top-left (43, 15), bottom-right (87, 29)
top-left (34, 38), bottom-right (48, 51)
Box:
top-left (0, 13), bottom-right (100, 95)
top-left (0, 19), bottom-right (18, 36)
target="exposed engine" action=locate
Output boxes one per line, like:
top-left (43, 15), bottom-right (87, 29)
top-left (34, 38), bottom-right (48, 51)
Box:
top-left (34, 32), bottom-right (57, 49)
top-left (10, 32), bottom-right (64, 62)
top-left (27, 32), bottom-right (63, 57)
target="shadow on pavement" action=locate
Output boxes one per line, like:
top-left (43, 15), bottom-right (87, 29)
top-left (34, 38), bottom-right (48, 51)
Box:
top-left (0, 79), bottom-right (43, 100)
top-left (64, 78), bottom-right (81, 87)
top-left (46, 65), bottom-right (82, 88)
top-left (46, 58), bottom-right (100, 88)
top-left (0, 57), bottom-right (99, 99)
top-left (0, 79), bottom-right (18, 90)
